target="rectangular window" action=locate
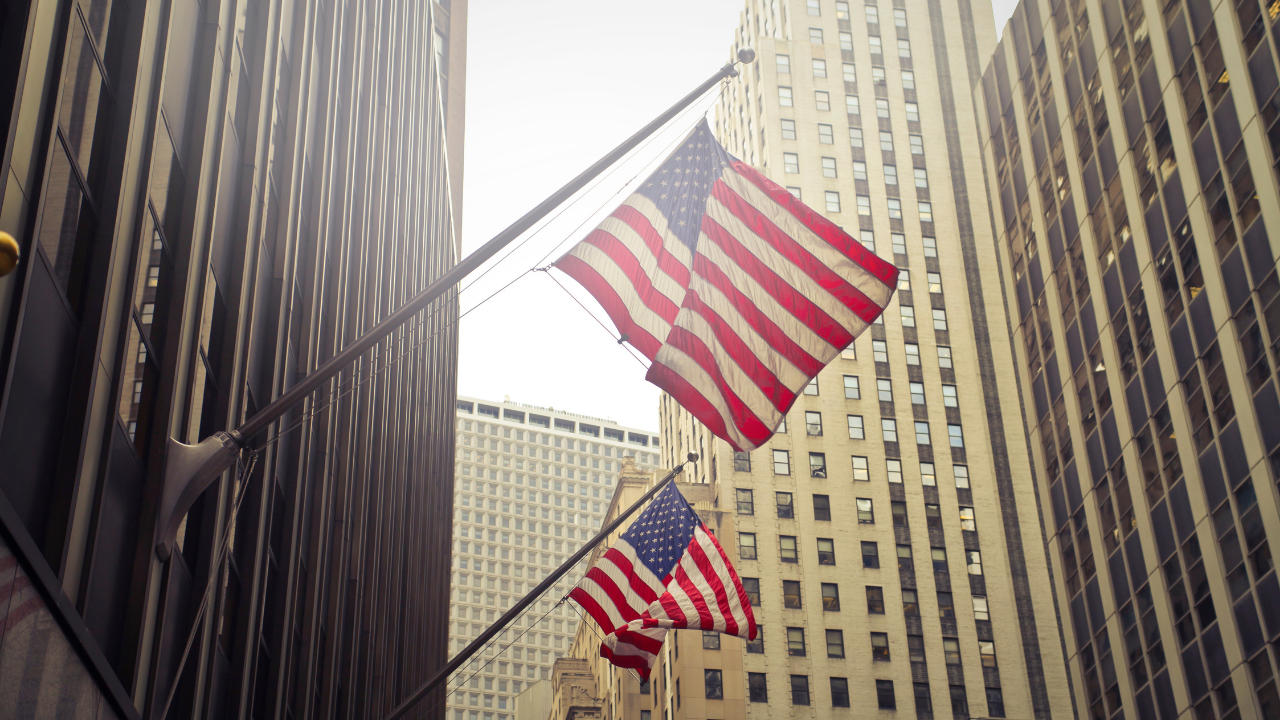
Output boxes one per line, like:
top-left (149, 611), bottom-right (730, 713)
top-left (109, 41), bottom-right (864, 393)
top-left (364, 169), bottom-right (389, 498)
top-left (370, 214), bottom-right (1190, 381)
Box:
top-left (937, 345), bottom-right (952, 368)
top-left (853, 161), bottom-right (868, 180)
top-left (914, 421), bottom-right (931, 445)
top-left (791, 675), bottom-right (811, 706)
top-left (987, 688), bottom-right (1006, 718)
top-left (959, 507), bottom-right (977, 531)
top-left (931, 547), bottom-right (948, 572)
top-left (733, 451), bottom-right (751, 472)
top-left (884, 165), bottom-right (898, 185)
top-left (747, 626), bottom-right (764, 653)
top-left (918, 200), bottom-right (933, 221)
top-left (909, 382), bottom-right (926, 405)
top-left (810, 452), bottom-right (827, 477)
top-left (929, 272), bottom-right (943, 293)
top-left (748, 673), bottom-right (768, 702)
top-left (903, 589), bottom-right (920, 615)
top-left (739, 532), bottom-right (757, 560)
top-left (871, 632), bottom-right (890, 661)
top-left (932, 308), bottom-right (948, 330)
top-left (906, 102), bottom-right (920, 121)
top-left (877, 378), bottom-right (893, 402)
top-left (950, 686), bottom-right (969, 715)
top-left (821, 156), bottom-right (838, 177)
top-left (773, 449), bottom-right (791, 475)
top-left (847, 415), bottom-right (864, 439)
top-left (704, 669), bottom-right (723, 698)
top-left (939, 594), bottom-right (956, 622)
top-left (804, 377), bottom-right (819, 395)
top-left (809, 27), bottom-right (824, 43)
top-left (877, 680), bottom-right (896, 710)
top-left (831, 677), bottom-right (851, 708)
top-left (816, 90), bottom-right (831, 110)
top-left (786, 186), bottom-right (802, 199)
top-left (862, 541), bottom-right (880, 568)
top-left (837, 31), bottom-right (854, 51)
top-left (813, 494), bottom-right (832, 520)
top-left (880, 131), bottom-right (894, 151)
top-left (776, 54), bottom-right (791, 73)
top-left (806, 411), bottom-right (824, 435)
top-left (836, 0), bottom-right (850, 18)
top-left (869, 35), bottom-right (883, 54)
top-left (892, 501), bottom-right (908, 527)
top-left (954, 464), bottom-right (970, 488)
top-left (867, 586), bottom-right (885, 613)
top-left (979, 641), bottom-right (997, 668)
top-left (703, 631), bottom-right (721, 650)
top-left (844, 95), bottom-right (859, 115)
top-left (743, 577), bottom-right (761, 605)
top-left (891, 233), bottom-right (907, 255)
top-left (887, 198), bottom-right (902, 219)
top-left (843, 375), bottom-right (860, 399)
top-left (887, 459), bottom-right (903, 483)
top-left (873, 65), bottom-right (886, 84)
top-left (901, 69), bottom-right (916, 89)
top-left (781, 118), bottom-right (797, 139)
top-left (776, 491), bottom-right (795, 519)
top-left (898, 38), bottom-right (911, 57)
top-left (905, 343), bottom-right (920, 365)
top-left (921, 462), bottom-right (937, 486)
top-left (818, 123), bottom-right (834, 143)
top-left (856, 498), bottom-right (874, 523)
top-left (900, 305), bottom-right (914, 326)
top-left (967, 550), bottom-right (983, 575)
top-left (865, 4), bottom-right (879, 22)
top-left (873, 340), bottom-right (888, 362)
top-left (826, 629), bottom-right (846, 658)
top-left (787, 627), bottom-right (807, 656)
top-left (876, 98), bottom-right (890, 117)
top-left (818, 539), bottom-right (836, 566)
top-left (779, 86), bottom-right (794, 106)
top-left (821, 582), bottom-right (840, 609)
top-left (783, 580), bottom-right (803, 608)
top-left (842, 63), bottom-right (856, 82)
top-left (812, 58), bottom-right (827, 77)
top-left (914, 167), bottom-right (929, 188)
top-left (825, 191), bottom-right (841, 213)
top-left (780, 536), bottom-right (799, 563)
top-left (852, 455), bottom-right (870, 481)
top-left (925, 504), bottom-right (942, 528)
top-left (897, 545), bottom-right (914, 571)
top-left (948, 424), bottom-right (964, 447)
top-left (910, 134), bottom-right (924, 154)
top-left (842, 343), bottom-right (857, 360)
top-left (784, 153), bottom-right (799, 173)
top-left (849, 127), bottom-right (863, 147)
top-left (736, 488), bottom-right (754, 515)
top-left (881, 418), bottom-right (898, 442)
top-left (894, 7), bottom-right (908, 25)
top-left (807, 0), bottom-right (821, 14)
top-left (898, 270), bottom-right (911, 291)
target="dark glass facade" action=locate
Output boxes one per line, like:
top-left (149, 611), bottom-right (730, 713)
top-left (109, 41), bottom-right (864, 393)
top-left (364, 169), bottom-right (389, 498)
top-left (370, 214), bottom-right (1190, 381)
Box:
top-left (0, 0), bottom-right (463, 717)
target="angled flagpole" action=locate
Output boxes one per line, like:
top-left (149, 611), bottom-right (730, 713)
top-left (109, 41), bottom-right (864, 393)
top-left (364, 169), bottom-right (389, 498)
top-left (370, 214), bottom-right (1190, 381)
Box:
top-left (153, 50), bottom-right (756, 560)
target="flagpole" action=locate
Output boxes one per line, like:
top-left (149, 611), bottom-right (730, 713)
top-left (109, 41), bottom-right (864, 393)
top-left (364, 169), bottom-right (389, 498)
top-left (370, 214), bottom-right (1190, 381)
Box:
top-left (381, 455), bottom-right (698, 720)
top-left (153, 50), bottom-right (757, 560)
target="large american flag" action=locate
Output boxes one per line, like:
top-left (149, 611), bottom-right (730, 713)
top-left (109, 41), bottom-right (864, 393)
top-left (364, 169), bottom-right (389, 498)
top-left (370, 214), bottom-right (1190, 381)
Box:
top-left (555, 118), bottom-right (898, 451)
top-left (568, 481), bottom-right (754, 679)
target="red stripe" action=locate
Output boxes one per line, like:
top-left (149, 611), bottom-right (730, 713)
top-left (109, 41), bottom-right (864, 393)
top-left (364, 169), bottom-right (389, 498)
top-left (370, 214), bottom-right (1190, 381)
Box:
top-left (703, 527), bottom-right (758, 640)
top-left (701, 215), bottom-right (853, 349)
top-left (711, 181), bottom-right (888, 323)
top-left (671, 563), bottom-right (715, 630)
top-left (613, 204), bottom-right (692, 286)
top-left (686, 534), bottom-right (741, 636)
top-left (603, 547), bottom-right (661, 605)
top-left (645, 360), bottom-right (744, 451)
top-left (682, 288), bottom-right (796, 412)
top-left (574, 569), bottom-right (638, 629)
top-left (728, 159), bottom-right (900, 288)
top-left (655, 591), bottom-right (690, 628)
top-left (661, 325), bottom-right (773, 447)
top-left (600, 644), bottom-right (657, 680)
top-left (568, 586), bottom-right (625, 635)
top-left (580, 229), bottom-right (681, 324)
top-left (690, 254), bottom-right (824, 377)
top-left (613, 627), bottom-right (666, 655)
top-left (554, 255), bottom-right (664, 360)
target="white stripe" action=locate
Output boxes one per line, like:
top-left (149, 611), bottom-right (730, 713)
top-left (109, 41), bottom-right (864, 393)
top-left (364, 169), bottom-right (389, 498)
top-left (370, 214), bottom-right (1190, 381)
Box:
top-left (662, 566), bottom-right (708, 629)
top-left (622, 194), bottom-right (694, 267)
top-left (692, 528), bottom-right (751, 636)
top-left (566, 243), bottom-right (672, 345)
top-left (577, 578), bottom-right (629, 631)
top-left (685, 276), bottom-right (809, 392)
top-left (596, 216), bottom-right (687, 305)
top-left (718, 167), bottom-right (895, 306)
top-left (650, 346), bottom-right (753, 450)
top-left (609, 540), bottom-right (667, 598)
top-left (671, 310), bottom-right (782, 430)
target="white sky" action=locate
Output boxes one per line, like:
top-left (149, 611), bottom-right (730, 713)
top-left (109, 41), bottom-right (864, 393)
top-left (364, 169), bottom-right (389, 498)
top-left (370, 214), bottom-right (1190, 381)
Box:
top-left (457, 0), bottom-right (1018, 431)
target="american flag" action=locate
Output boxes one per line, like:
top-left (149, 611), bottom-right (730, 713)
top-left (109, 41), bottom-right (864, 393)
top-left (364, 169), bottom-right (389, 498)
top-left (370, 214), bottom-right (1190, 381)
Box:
top-left (554, 118), bottom-right (898, 451)
top-left (568, 481), bottom-right (755, 679)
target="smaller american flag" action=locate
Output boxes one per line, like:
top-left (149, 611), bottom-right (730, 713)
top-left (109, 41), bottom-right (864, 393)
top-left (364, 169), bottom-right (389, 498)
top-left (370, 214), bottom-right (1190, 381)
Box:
top-left (568, 481), bottom-right (755, 679)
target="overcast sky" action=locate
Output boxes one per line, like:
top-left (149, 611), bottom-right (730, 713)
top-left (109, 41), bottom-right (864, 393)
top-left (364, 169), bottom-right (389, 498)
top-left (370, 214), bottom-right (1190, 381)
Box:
top-left (456, 0), bottom-right (1019, 431)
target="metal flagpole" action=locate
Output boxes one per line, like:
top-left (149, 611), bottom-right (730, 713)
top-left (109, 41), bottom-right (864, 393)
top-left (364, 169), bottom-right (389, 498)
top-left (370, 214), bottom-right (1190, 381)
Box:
top-left (153, 50), bottom-right (756, 560)
top-left (382, 455), bottom-right (698, 720)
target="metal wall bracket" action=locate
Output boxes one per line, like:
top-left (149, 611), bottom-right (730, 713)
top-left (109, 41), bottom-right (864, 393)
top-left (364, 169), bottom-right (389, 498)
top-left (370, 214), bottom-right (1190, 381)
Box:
top-left (154, 431), bottom-right (241, 560)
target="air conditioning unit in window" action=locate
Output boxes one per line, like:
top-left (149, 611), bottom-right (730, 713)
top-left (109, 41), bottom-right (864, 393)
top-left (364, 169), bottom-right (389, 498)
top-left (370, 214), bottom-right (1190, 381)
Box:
top-left (812, 468), bottom-right (827, 478)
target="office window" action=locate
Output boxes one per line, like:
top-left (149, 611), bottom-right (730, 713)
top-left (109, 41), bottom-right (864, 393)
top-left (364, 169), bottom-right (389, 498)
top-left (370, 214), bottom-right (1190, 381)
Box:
top-left (865, 4), bottom-right (879, 21)
top-left (746, 626), bottom-right (764, 653)
top-left (814, 494), bottom-right (832, 520)
top-left (774, 449), bottom-right (791, 475)
top-left (898, 270), bottom-right (911, 291)
top-left (842, 62), bottom-right (856, 82)
top-left (831, 677), bottom-right (851, 708)
top-left (873, 65), bottom-right (886, 84)
top-left (781, 536), bottom-right (799, 563)
top-left (898, 38), bottom-right (911, 57)
top-left (877, 680), bottom-right (896, 710)
top-left (837, 30), bottom-right (854, 50)
top-left (950, 466), bottom-right (968, 489)
top-left (779, 86), bottom-right (794, 106)
top-left (852, 455), bottom-right (870, 480)
top-left (872, 100), bottom-right (889, 120)
top-left (914, 168), bottom-right (929, 188)
top-left (930, 308), bottom-right (947, 330)
top-left (825, 191), bottom-right (841, 213)
top-left (821, 582), bottom-right (841, 610)
top-left (939, 593), bottom-right (956, 621)
top-left (925, 504), bottom-right (942, 528)
top-left (909, 382), bottom-right (926, 405)
top-left (810, 452), bottom-right (828, 477)
top-left (880, 129), bottom-right (894, 150)
top-left (748, 673), bottom-right (768, 702)
top-left (782, 580), bottom-right (804, 609)
top-left (928, 272), bottom-right (943, 294)
top-left (900, 305), bottom-right (914, 327)
top-left (849, 127), bottom-right (863, 147)
top-left (905, 343), bottom-right (920, 365)
top-left (826, 629), bottom-right (846, 658)
top-left (776, 54), bottom-right (791, 73)
top-left (897, 545), bottom-right (914, 570)
top-left (865, 586), bottom-right (886, 614)
top-left (784, 153), bottom-right (799, 173)
top-left (805, 411), bottom-right (824, 436)
top-left (950, 686), bottom-right (969, 714)
top-left (946, 424), bottom-right (964, 448)
top-left (857, 195), bottom-right (871, 215)
top-left (871, 632), bottom-right (890, 661)
top-left (812, 58), bottom-right (828, 78)
top-left (914, 421), bottom-right (931, 445)
top-left (918, 200), bottom-right (932, 221)
top-left (887, 198), bottom-right (902, 219)
top-left (987, 688), bottom-right (1006, 717)
top-left (967, 550), bottom-right (983, 575)
top-left (787, 627), bottom-right (807, 656)
top-left (862, 541), bottom-right (880, 568)
top-left (887, 459), bottom-right (903, 483)
top-left (901, 69), bottom-right (916, 89)
top-left (808, 0), bottom-right (822, 14)
top-left (937, 345), bottom-right (952, 368)
top-left (703, 631), bottom-right (721, 650)
top-left (743, 577), bottom-right (761, 606)
top-left (903, 589), bottom-right (920, 615)
top-left (905, 101), bottom-right (920, 121)
top-left (810, 27), bottom-right (824, 43)
top-left (820, 156), bottom-right (838, 178)
top-left (781, 118), bottom-right (797, 139)
top-left (818, 123), bottom-right (834, 143)
top-left (857, 498), bottom-right (875, 523)
top-left (802, 377), bottom-right (818, 395)
top-left (869, 35), bottom-right (883, 54)
top-left (836, 0), bottom-right (850, 18)
top-left (739, 532), bottom-right (757, 560)
top-left (884, 165), bottom-right (898, 186)
top-left (881, 418), bottom-right (898, 442)
top-left (979, 641), bottom-right (997, 668)
top-left (931, 547), bottom-right (948, 572)
top-left (776, 491), bottom-right (795, 519)
top-left (859, 229), bottom-right (875, 251)
top-left (867, 341), bottom-right (885, 363)
top-left (845, 94), bottom-right (859, 114)
top-left (705, 669), bottom-right (723, 698)
top-left (736, 488), bottom-right (754, 515)
top-left (847, 415), bottom-right (865, 439)
top-left (853, 161), bottom-right (868, 180)
top-left (816, 90), bottom-right (831, 110)
top-left (959, 507), bottom-right (976, 531)
top-left (733, 451), bottom-right (751, 472)
top-left (843, 375), bottom-right (860, 399)
top-left (910, 135), bottom-right (924, 156)
top-left (786, 186), bottom-right (802, 199)
top-left (791, 675), bottom-right (811, 706)
top-left (919, 462), bottom-right (936, 486)
top-left (891, 501), bottom-right (908, 527)
top-left (777, 417), bottom-right (787, 433)
top-left (818, 539), bottom-right (836, 565)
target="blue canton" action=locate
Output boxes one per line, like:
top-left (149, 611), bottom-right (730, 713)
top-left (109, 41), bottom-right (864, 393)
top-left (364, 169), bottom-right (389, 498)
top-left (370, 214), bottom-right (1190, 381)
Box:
top-left (633, 119), bottom-right (735, 254)
top-left (621, 482), bottom-right (700, 580)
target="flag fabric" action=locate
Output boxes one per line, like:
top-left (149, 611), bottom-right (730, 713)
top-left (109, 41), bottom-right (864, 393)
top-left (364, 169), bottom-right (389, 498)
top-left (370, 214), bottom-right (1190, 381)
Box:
top-left (554, 118), bottom-right (898, 452)
top-left (568, 481), bottom-right (755, 680)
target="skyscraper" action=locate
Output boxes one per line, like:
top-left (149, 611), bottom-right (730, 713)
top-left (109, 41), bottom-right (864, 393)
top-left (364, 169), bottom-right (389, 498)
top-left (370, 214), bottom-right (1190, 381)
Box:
top-left (0, 0), bottom-right (463, 717)
top-left (975, 0), bottom-right (1280, 718)
top-left (555, 1), bottom-right (1077, 719)
top-left (448, 396), bottom-right (659, 720)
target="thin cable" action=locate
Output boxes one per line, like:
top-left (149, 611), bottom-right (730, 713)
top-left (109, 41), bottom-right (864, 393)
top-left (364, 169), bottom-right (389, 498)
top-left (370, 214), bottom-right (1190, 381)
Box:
top-left (565, 599), bottom-right (645, 685)
top-left (544, 273), bottom-right (649, 370)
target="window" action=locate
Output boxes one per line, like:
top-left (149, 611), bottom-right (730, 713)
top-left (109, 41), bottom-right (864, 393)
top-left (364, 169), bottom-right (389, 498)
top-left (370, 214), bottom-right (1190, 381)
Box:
top-left (948, 424), bottom-right (965, 447)
top-left (818, 539), bottom-right (836, 565)
top-left (901, 69), bottom-right (916, 89)
top-left (803, 377), bottom-right (819, 395)
top-left (871, 632), bottom-right (890, 661)
top-left (739, 532), bottom-right (757, 560)
top-left (787, 627), bottom-right (807, 656)
top-left (877, 680), bottom-right (896, 710)
top-left (845, 94), bottom-right (859, 114)
top-left (967, 550), bottom-right (983, 575)
top-left (776, 417), bottom-right (787, 433)
top-left (857, 195), bottom-right (871, 215)
top-left (813, 494), bottom-right (831, 520)
top-left (862, 541), bottom-right (880, 568)
top-left (950, 686), bottom-right (969, 715)
top-left (776, 491), bottom-right (795, 519)
top-left (887, 459), bottom-right (903, 483)
top-left (894, 7), bottom-right (908, 25)
top-left (898, 271), bottom-right (911, 291)
top-left (809, 27), bottom-right (824, 43)
top-left (920, 462), bottom-right (936, 486)
top-left (781, 536), bottom-right (799, 563)
top-left (954, 464), bottom-right (970, 488)
top-left (791, 675), bottom-right (811, 706)
top-left (881, 418), bottom-right (898, 442)
top-left (783, 152), bottom-right (799, 173)
top-left (931, 547), bottom-right (948, 572)
top-left (812, 58), bottom-right (828, 78)
top-left (841, 63), bottom-right (856, 82)
top-left (748, 673), bottom-right (768, 702)
top-left (733, 451), bottom-right (751, 472)
top-left (918, 200), bottom-right (932, 221)
top-left (836, 0), bottom-right (850, 18)
top-left (937, 345), bottom-right (952, 368)
top-left (872, 65), bottom-right (886, 84)
top-left (776, 54), bottom-right (791, 73)
top-left (810, 452), bottom-right (828, 477)
top-left (880, 131), bottom-right (894, 151)
top-left (987, 688), bottom-right (1006, 717)
top-left (905, 343), bottom-right (920, 365)
top-left (849, 127), bottom-right (863, 147)
top-left (807, 0), bottom-right (821, 15)
top-left (746, 626), bottom-right (764, 653)
top-left (839, 31), bottom-right (854, 50)
top-left (847, 415), bottom-right (865, 439)
top-left (887, 198), bottom-right (902, 219)
top-left (898, 38), bottom-right (911, 57)
top-left (900, 307), bottom-right (918, 329)
top-left (786, 186), bottom-right (802, 199)
top-left (969, 596), bottom-right (990, 623)
top-left (704, 669), bottom-right (723, 698)
top-left (903, 589), bottom-right (920, 615)
top-left (884, 165), bottom-right (898, 186)
top-left (818, 123), bottom-right (834, 143)
top-left (865, 4), bottom-right (879, 22)
top-left (856, 498), bottom-right (874, 523)
top-left (736, 488), bottom-right (754, 515)
top-left (866, 586), bottom-right (885, 614)
top-left (852, 455), bottom-right (870, 480)
top-left (821, 156), bottom-right (837, 178)
top-left (959, 507), bottom-right (976, 531)
top-left (703, 631), bottom-right (721, 650)
top-left (843, 375), bottom-right (860, 399)
top-left (909, 382), bottom-right (926, 405)
top-left (979, 641), bottom-right (997, 668)
top-left (826, 629), bottom-right (846, 658)
top-left (815, 90), bottom-right (831, 110)
top-left (914, 421), bottom-right (931, 445)
top-left (897, 545), bottom-right (914, 571)
top-left (905, 102), bottom-right (920, 121)
top-left (743, 577), bottom-right (761, 605)
top-left (825, 191), bottom-right (841, 213)
top-left (910, 134), bottom-right (924, 154)
top-left (914, 168), bottom-right (929, 189)
top-left (805, 411), bottom-right (824, 436)
top-left (853, 161), bottom-right (868, 180)
top-left (821, 582), bottom-right (841, 610)
top-left (831, 677), bottom-right (850, 707)
top-left (891, 501), bottom-right (908, 527)
top-left (781, 118), bottom-right (797, 139)
top-left (876, 98), bottom-right (890, 118)
top-left (939, 594), bottom-right (956, 621)
top-left (773, 449), bottom-right (791, 475)
top-left (842, 343), bottom-right (857, 359)
top-left (928, 272), bottom-right (943, 293)
top-left (873, 340), bottom-right (888, 362)
top-left (779, 86), bottom-right (793, 106)
top-left (925, 504), bottom-right (942, 528)
top-left (869, 35), bottom-right (883, 54)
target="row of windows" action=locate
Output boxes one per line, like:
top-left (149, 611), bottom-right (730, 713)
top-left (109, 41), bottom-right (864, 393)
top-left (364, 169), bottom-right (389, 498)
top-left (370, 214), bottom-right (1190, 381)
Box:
top-left (778, 88), bottom-right (921, 122)
top-left (735, 451), bottom-right (971, 488)
top-left (803, 0), bottom-right (908, 26)
top-left (777, 55), bottom-right (916, 91)
top-left (765, 428), bottom-right (966, 476)
top-left (733, 621), bottom-right (996, 668)
top-left (742, 672), bottom-right (999, 715)
top-left (738, 532), bottom-right (983, 574)
top-left (798, 28), bottom-right (912, 56)
top-left (456, 417), bottom-right (657, 448)
top-left (736, 489), bottom-right (978, 527)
